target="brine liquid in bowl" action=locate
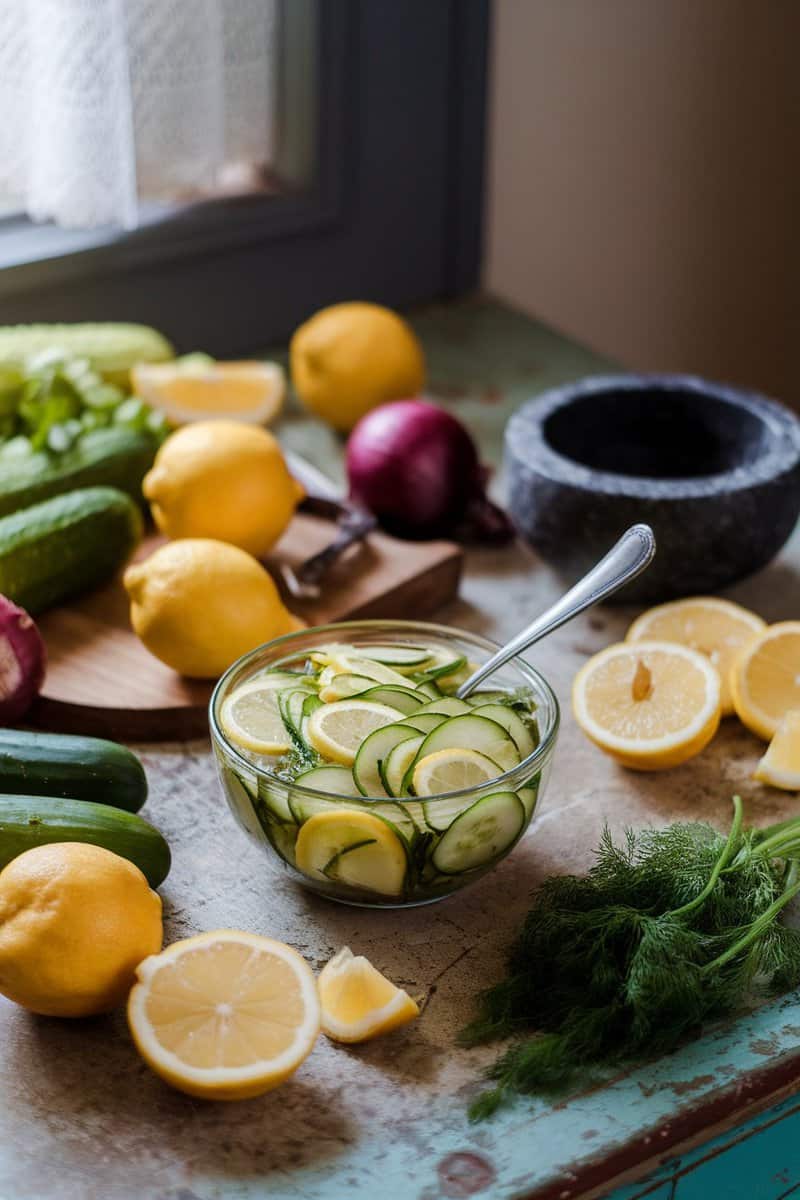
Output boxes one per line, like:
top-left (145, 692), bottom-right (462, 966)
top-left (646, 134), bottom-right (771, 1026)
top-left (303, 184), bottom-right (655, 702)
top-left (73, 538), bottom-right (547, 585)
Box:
top-left (209, 621), bottom-right (559, 907)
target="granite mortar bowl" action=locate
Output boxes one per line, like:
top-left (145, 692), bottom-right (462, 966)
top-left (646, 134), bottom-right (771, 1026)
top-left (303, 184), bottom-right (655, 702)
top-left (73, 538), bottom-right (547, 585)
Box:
top-left (505, 374), bottom-right (800, 603)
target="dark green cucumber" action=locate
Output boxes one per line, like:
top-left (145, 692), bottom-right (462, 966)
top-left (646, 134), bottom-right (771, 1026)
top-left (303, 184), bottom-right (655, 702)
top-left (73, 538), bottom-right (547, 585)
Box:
top-left (0, 485), bottom-right (142, 613)
top-left (0, 729), bottom-right (147, 812)
top-left (0, 795), bottom-right (170, 886)
top-left (0, 427), bottom-right (156, 518)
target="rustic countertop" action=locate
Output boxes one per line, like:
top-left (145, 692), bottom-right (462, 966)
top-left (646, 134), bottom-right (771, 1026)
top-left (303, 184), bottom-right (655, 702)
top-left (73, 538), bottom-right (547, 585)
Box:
top-left (3, 297), bottom-right (800, 1200)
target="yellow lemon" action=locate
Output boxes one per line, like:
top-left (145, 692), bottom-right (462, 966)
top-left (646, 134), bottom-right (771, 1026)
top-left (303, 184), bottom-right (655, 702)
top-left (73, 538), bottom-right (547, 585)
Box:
top-left (0, 842), bottom-right (162, 1017)
top-left (143, 420), bottom-right (303, 558)
top-left (626, 596), bottom-right (765, 716)
top-left (290, 301), bottom-right (426, 432)
top-left (128, 930), bottom-right (321, 1100)
top-left (754, 710), bottom-right (800, 790)
top-left (132, 357), bottom-right (285, 426)
top-left (124, 538), bottom-right (301, 678)
top-left (318, 946), bottom-right (419, 1043)
top-left (572, 641), bottom-right (722, 770)
top-left (731, 621), bottom-right (800, 740)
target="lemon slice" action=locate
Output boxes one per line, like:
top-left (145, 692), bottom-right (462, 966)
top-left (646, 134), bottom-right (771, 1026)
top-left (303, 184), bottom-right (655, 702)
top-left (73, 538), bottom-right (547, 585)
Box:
top-left (412, 748), bottom-right (502, 796)
top-left (295, 810), bottom-right (407, 896)
top-left (127, 930), bottom-right (320, 1100)
top-left (754, 711), bottom-right (800, 789)
top-left (626, 597), bottom-right (765, 715)
top-left (305, 699), bottom-right (402, 766)
top-left (220, 678), bottom-right (295, 754)
top-left (572, 640), bottom-right (721, 770)
top-left (318, 946), bottom-right (419, 1043)
top-left (731, 622), bottom-right (800, 740)
top-left (132, 358), bottom-right (285, 425)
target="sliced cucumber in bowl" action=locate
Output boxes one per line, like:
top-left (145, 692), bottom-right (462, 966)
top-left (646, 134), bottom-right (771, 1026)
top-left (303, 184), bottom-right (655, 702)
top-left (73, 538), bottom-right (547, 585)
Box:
top-left (360, 644), bottom-right (434, 670)
top-left (416, 697), bottom-right (472, 718)
top-left (471, 703), bottom-right (536, 759)
top-left (412, 712), bottom-right (522, 776)
top-left (432, 791), bottom-right (525, 874)
top-left (353, 722), bottom-right (424, 798)
top-left (295, 764), bottom-right (356, 794)
top-left (357, 684), bottom-right (424, 715)
top-left (380, 734), bottom-right (424, 797)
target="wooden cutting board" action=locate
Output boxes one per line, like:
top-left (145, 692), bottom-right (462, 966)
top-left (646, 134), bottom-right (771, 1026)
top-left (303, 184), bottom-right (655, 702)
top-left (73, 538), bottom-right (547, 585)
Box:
top-left (30, 515), bottom-right (463, 741)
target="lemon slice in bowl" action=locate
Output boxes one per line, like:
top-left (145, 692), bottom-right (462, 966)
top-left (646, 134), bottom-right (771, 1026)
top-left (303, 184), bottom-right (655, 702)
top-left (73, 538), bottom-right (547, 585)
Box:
top-left (295, 810), bottom-right (407, 896)
top-left (626, 596), bottom-right (765, 716)
top-left (132, 358), bottom-right (285, 425)
top-left (305, 699), bottom-right (403, 766)
top-left (754, 711), bottom-right (800, 789)
top-left (412, 748), bottom-right (502, 796)
top-left (318, 946), bottom-right (419, 1043)
top-left (731, 622), bottom-right (800, 740)
top-left (220, 679), bottom-right (295, 754)
top-left (127, 930), bottom-right (320, 1100)
top-left (572, 640), bottom-right (721, 770)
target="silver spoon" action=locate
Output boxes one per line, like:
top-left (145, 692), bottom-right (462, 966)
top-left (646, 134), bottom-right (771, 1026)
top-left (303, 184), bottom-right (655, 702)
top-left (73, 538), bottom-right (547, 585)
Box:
top-left (456, 523), bottom-right (656, 698)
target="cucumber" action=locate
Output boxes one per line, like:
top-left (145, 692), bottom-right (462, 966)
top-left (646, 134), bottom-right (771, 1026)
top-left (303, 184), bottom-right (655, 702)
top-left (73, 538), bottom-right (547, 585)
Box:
top-left (288, 788), bottom-right (415, 844)
top-left (416, 654), bottom-right (467, 684)
top-left (417, 697), bottom-right (472, 718)
top-left (223, 770), bottom-right (271, 845)
top-left (0, 427), bottom-right (156, 518)
top-left (0, 486), bottom-right (142, 613)
top-left (357, 685), bottom-right (424, 715)
top-left (518, 784), bottom-right (538, 819)
top-left (412, 713), bottom-right (522, 775)
top-left (259, 780), bottom-right (295, 823)
top-left (432, 791), bottom-right (525, 874)
top-left (471, 703), bottom-right (537, 759)
top-left (360, 644), bottom-right (433, 669)
top-left (466, 689), bottom-right (514, 707)
top-left (416, 680), bottom-right (444, 701)
top-left (295, 764), bottom-right (355, 795)
top-left (0, 322), bottom-right (174, 387)
top-left (353, 722), bottom-right (424, 798)
top-left (318, 673), bottom-right (375, 701)
top-left (0, 729), bottom-right (147, 813)
top-left (380, 734), bottom-right (424, 797)
top-left (278, 689), bottom-right (312, 742)
top-left (399, 712), bottom-right (447, 734)
top-left (0, 795), bottom-right (170, 886)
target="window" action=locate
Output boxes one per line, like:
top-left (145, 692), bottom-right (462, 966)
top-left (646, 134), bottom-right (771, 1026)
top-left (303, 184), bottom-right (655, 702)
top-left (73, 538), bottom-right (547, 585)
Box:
top-left (0, 1), bottom-right (489, 352)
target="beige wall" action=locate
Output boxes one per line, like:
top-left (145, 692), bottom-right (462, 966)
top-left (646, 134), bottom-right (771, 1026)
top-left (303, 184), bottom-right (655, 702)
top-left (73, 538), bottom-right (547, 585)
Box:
top-left (485, 0), bottom-right (800, 402)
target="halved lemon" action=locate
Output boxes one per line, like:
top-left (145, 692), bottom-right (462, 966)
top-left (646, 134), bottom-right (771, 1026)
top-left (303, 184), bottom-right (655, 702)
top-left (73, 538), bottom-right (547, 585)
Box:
top-left (305, 699), bottom-right (403, 766)
top-left (626, 596), bottom-right (765, 716)
top-left (572, 640), bottom-right (721, 770)
top-left (731, 622), bottom-right (800, 740)
top-left (318, 946), bottom-right (419, 1043)
top-left (412, 748), bottom-right (501, 796)
top-left (132, 356), bottom-right (285, 425)
top-left (219, 678), bottom-right (296, 754)
top-left (295, 810), bottom-right (407, 896)
top-left (127, 930), bottom-right (320, 1100)
top-left (754, 711), bottom-right (800, 790)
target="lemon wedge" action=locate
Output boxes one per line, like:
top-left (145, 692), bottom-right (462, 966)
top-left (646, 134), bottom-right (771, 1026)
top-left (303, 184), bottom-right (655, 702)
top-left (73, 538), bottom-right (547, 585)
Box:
top-left (295, 810), bottom-right (407, 896)
top-left (572, 640), bottom-right (721, 770)
top-left (305, 699), bottom-right (402, 766)
top-left (412, 748), bottom-right (502, 796)
top-left (220, 678), bottom-right (295, 755)
top-left (626, 596), bottom-right (765, 716)
top-left (132, 358), bottom-right (285, 425)
top-left (754, 711), bottom-right (800, 790)
top-left (127, 930), bottom-right (320, 1100)
top-left (731, 622), bottom-right (800, 740)
top-left (318, 946), bottom-right (419, 1043)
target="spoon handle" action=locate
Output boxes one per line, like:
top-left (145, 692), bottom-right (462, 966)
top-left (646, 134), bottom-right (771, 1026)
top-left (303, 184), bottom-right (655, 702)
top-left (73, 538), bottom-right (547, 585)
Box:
top-left (456, 523), bottom-right (656, 698)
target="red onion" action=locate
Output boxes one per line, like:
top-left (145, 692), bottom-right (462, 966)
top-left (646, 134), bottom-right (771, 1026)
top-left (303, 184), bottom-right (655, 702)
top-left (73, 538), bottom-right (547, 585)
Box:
top-left (0, 595), bottom-right (46, 724)
top-left (346, 399), bottom-right (513, 543)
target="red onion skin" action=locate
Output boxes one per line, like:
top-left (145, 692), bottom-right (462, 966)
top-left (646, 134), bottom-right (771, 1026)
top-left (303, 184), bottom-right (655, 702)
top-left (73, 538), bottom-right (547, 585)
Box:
top-left (346, 399), bottom-right (509, 541)
top-left (0, 595), bottom-right (46, 724)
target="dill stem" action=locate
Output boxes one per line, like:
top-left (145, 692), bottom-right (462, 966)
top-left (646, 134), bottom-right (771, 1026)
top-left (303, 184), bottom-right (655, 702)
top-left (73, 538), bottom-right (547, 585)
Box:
top-left (669, 795), bottom-right (744, 920)
top-left (702, 861), bottom-right (800, 974)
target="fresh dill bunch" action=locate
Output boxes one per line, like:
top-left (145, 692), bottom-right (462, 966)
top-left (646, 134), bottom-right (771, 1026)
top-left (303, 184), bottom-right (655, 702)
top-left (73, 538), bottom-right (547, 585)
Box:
top-left (462, 797), bottom-right (800, 1119)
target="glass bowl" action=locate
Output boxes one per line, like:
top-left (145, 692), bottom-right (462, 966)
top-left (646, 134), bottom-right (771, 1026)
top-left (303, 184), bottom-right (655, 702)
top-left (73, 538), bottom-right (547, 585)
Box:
top-left (209, 620), bottom-right (560, 908)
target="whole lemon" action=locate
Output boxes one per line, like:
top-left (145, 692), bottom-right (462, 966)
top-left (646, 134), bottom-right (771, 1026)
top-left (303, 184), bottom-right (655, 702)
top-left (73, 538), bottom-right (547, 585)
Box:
top-left (124, 538), bottom-right (301, 678)
top-left (142, 420), bottom-right (304, 558)
top-left (0, 842), bottom-right (163, 1017)
top-left (290, 301), bottom-right (426, 432)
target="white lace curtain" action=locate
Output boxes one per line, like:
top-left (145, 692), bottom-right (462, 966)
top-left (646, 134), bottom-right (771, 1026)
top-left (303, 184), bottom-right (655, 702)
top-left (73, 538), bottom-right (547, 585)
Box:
top-left (0, 0), bottom-right (279, 230)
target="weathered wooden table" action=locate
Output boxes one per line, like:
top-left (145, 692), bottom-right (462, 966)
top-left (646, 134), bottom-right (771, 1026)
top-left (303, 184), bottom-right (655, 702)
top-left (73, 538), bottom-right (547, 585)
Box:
top-left (3, 298), bottom-right (800, 1200)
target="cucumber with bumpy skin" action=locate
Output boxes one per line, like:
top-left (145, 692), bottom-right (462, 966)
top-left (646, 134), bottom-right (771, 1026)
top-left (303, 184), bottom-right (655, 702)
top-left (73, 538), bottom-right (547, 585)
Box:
top-left (0, 729), bottom-right (147, 813)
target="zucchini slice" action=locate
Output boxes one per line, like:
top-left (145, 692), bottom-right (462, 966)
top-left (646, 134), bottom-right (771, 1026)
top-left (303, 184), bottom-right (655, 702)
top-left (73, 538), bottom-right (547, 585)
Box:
top-left (353, 722), bottom-right (424, 798)
top-left (415, 680), bottom-right (444, 701)
top-left (471, 703), bottom-right (536, 759)
top-left (295, 764), bottom-right (356, 794)
top-left (416, 697), bottom-right (472, 718)
top-left (432, 791), bottom-right (525, 874)
top-left (399, 712), bottom-right (448, 734)
top-left (380, 734), bottom-right (424, 797)
top-left (413, 713), bottom-right (522, 775)
top-left (357, 684), bottom-right (425, 715)
top-left (360, 644), bottom-right (434, 670)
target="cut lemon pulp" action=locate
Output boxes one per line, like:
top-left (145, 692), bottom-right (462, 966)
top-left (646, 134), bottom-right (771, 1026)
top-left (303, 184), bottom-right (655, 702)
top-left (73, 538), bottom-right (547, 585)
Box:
top-left (127, 930), bottom-right (320, 1100)
top-left (412, 748), bottom-right (502, 796)
top-left (318, 946), bottom-right (419, 1043)
top-left (626, 596), bottom-right (765, 716)
top-left (731, 622), bottom-right (800, 741)
top-left (305, 699), bottom-right (403, 766)
top-left (219, 679), bottom-right (294, 754)
top-left (572, 640), bottom-right (721, 770)
top-left (132, 358), bottom-right (285, 425)
top-left (754, 711), bottom-right (800, 790)
top-left (295, 810), bottom-right (407, 896)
